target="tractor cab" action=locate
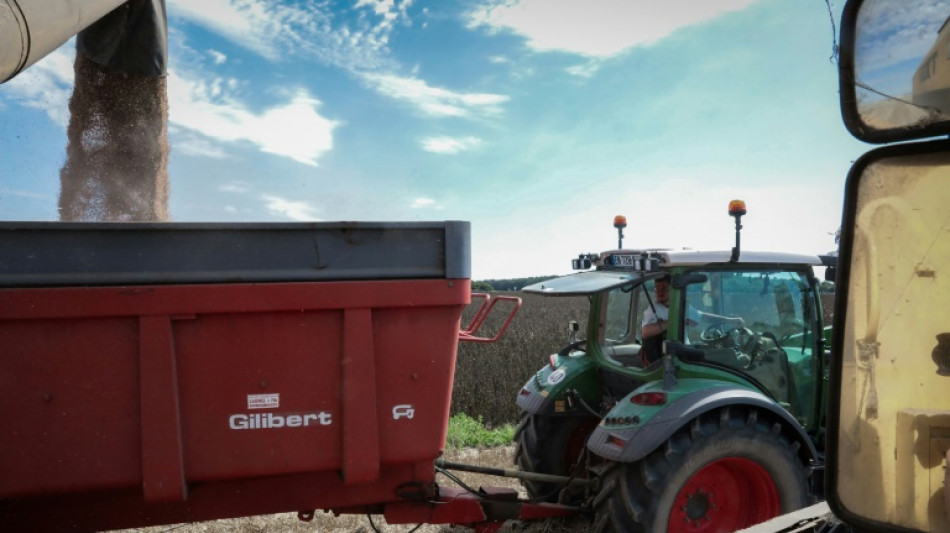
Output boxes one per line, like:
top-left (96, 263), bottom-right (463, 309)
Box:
top-left (515, 201), bottom-right (831, 531)
top-left (522, 201), bottom-right (830, 432)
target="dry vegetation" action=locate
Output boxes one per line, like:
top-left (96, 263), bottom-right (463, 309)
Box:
top-left (453, 292), bottom-right (588, 427)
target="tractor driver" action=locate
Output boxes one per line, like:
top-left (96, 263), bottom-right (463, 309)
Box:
top-left (640, 274), bottom-right (744, 364)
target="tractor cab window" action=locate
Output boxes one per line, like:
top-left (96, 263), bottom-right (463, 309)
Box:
top-left (683, 269), bottom-right (819, 422)
top-left (601, 281), bottom-right (654, 367)
top-left (604, 284), bottom-right (634, 343)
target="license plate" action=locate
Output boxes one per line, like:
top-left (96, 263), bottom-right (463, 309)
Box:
top-left (611, 254), bottom-right (636, 267)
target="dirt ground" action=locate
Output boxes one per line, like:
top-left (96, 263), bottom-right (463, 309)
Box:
top-left (119, 446), bottom-right (592, 533)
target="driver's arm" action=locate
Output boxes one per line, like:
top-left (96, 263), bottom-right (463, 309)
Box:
top-left (642, 307), bottom-right (667, 339)
top-left (696, 310), bottom-right (743, 327)
top-left (642, 319), bottom-right (667, 338)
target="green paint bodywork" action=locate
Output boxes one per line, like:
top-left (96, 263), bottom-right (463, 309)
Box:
top-left (520, 258), bottom-right (831, 449)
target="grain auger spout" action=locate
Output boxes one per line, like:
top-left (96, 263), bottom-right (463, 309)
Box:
top-left (0, 0), bottom-right (167, 83)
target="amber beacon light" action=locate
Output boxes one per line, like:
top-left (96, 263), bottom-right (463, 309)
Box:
top-left (728, 200), bottom-right (746, 261)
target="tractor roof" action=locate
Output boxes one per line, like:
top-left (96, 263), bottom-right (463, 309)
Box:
top-left (657, 249), bottom-right (823, 267)
top-left (524, 249), bottom-right (823, 296)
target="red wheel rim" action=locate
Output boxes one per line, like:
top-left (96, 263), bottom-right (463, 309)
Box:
top-left (668, 457), bottom-right (781, 533)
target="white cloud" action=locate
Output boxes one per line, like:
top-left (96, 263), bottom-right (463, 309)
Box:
top-left (208, 50), bottom-right (228, 65)
top-left (0, 188), bottom-right (49, 200)
top-left (361, 73), bottom-right (508, 117)
top-left (467, 0), bottom-right (760, 58)
top-left (262, 194), bottom-right (321, 221)
top-left (565, 61), bottom-right (601, 78)
top-left (3, 45), bottom-right (75, 125)
top-left (166, 0), bottom-right (411, 71)
top-left (421, 136), bottom-right (483, 154)
top-left (167, 71), bottom-right (339, 166)
top-left (170, 128), bottom-right (231, 159)
top-left (411, 197), bottom-right (436, 208)
top-left (219, 181), bottom-right (252, 194)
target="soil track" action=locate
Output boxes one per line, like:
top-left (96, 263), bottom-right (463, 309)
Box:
top-left (120, 446), bottom-right (591, 533)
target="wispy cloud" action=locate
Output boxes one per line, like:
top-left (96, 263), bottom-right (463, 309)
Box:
top-left (467, 0), bottom-right (759, 58)
top-left (421, 136), bottom-right (483, 154)
top-left (166, 0), bottom-right (410, 71)
top-left (0, 188), bottom-right (50, 200)
top-left (262, 194), bottom-right (321, 220)
top-left (361, 73), bottom-right (508, 118)
top-left (566, 61), bottom-right (601, 78)
top-left (167, 71), bottom-right (339, 166)
top-left (411, 197), bottom-right (436, 208)
top-left (207, 50), bottom-right (228, 65)
top-left (170, 127), bottom-right (231, 159)
top-left (3, 46), bottom-right (75, 125)
top-left (219, 181), bottom-right (252, 194)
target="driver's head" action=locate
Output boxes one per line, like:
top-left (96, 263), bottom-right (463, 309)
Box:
top-left (654, 274), bottom-right (671, 305)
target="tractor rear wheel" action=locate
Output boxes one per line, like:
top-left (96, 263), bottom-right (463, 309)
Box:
top-left (513, 412), bottom-right (599, 502)
top-left (592, 407), bottom-right (809, 533)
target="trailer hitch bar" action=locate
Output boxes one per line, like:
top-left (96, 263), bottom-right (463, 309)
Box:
top-left (435, 458), bottom-right (593, 487)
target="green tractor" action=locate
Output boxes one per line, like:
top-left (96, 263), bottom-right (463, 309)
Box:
top-left (515, 201), bottom-right (834, 532)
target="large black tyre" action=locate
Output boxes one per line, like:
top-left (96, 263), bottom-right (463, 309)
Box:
top-left (513, 412), bottom-right (599, 502)
top-left (591, 407), bottom-right (809, 533)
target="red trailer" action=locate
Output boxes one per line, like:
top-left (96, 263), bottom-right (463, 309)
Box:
top-left (0, 221), bottom-right (566, 532)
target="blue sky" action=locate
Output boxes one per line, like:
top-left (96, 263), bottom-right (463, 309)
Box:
top-left (0, 0), bottom-right (868, 279)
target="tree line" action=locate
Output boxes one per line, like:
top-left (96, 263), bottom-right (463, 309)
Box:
top-left (472, 276), bottom-right (556, 292)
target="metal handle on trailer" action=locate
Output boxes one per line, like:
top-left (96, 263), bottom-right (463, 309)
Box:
top-left (459, 293), bottom-right (521, 343)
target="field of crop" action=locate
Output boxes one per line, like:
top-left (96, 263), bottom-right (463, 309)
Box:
top-left (451, 292), bottom-right (589, 427)
top-left (451, 291), bottom-right (835, 427)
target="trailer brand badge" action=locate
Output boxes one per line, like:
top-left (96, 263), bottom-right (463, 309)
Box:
top-left (229, 411), bottom-right (333, 430)
top-left (247, 393), bottom-right (279, 410)
top-left (547, 368), bottom-right (567, 385)
top-left (392, 404), bottom-right (415, 420)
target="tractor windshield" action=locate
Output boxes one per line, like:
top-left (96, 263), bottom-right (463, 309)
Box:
top-left (682, 269), bottom-right (821, 425)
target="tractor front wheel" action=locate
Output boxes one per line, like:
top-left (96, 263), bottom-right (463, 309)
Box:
top-left (592, 407), bottom-right (809, 533)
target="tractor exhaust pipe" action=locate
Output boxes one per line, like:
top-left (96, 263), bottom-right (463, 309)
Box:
top-left (0, 0), bottom-right (129, 83)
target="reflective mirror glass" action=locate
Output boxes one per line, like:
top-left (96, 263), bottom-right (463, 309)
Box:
top-left (845, 0), bottom-right (950, 140)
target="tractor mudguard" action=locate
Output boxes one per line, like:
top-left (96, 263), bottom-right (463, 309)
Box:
top-left (587, 380), bottom-right (818, 464)
top-left (516, 352), bottom-right (600, 416)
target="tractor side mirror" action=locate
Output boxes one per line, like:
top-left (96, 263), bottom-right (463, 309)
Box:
top-left (830, 4), bottom-right (950, 530)
top-left (839, 0), bottom-right (950, 143)
top-left (671, 273), bottom-right (707, 289)
top-left (824, 267), bottom-right (836, 283)
top-left (828, 140), bottom-right (950, 532)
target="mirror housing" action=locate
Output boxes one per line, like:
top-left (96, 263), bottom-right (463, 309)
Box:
top-left (824, 266), bottom-right (837, 283)
top-left (839, 0), bottom-right (950, 143)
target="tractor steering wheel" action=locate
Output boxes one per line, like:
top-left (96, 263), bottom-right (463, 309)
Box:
top-left (701, 325), bottom-right (760, 368)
